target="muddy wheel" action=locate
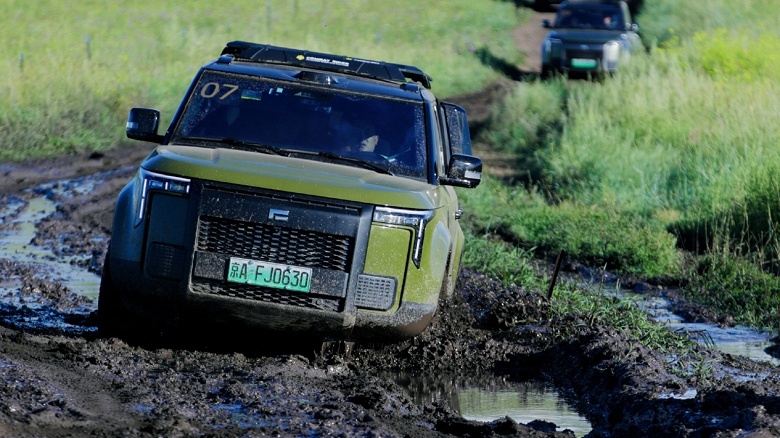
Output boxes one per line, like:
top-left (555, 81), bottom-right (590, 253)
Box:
top-left (437, 249), bottom-right (458, 308)
top-left (97, 250), bottom-right (131, 338)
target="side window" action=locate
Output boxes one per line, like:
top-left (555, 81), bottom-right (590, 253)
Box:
top-left (442, 103), bottom-right (472, 156)
top-left (431, 104), bottom-right (447, 177)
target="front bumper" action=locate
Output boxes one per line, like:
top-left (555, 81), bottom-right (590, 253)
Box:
top-left (543, 40), bottom-right (622, 75)
top-left (109, 178), bottom-right (441, 341)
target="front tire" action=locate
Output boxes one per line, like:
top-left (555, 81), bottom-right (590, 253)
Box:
top-left (97, 250), bottom-right (131, 338)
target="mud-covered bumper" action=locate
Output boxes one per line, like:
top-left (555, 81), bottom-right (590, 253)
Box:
top-left (110, 254), bottom-right (437, 342)
top-left (107, 172), bottom-right (447, 342)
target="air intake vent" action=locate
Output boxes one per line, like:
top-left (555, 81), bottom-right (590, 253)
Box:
top-left (355, 274), bottom-right (396, 311)
top-left (146, 243), bottom-right (187, 280)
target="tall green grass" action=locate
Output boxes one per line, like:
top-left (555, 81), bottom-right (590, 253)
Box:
top-left (460, 201), bottom-right (695, 356)
top-left (459, 176), bottom-right (681, 277)
top-left (637, 0), bottom-right (780, 48)
top-left (1, 0), bottom-right (523, 161)
top-left (471, 0), bottom-right (780, 329)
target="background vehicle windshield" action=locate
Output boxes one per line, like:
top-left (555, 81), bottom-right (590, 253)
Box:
top-left (555, 5), bottom-right (624, 30)
top-left (173, 71), bottom-right (427, 180)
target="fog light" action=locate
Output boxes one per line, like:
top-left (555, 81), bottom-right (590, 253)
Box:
top-left (603, 41), bottom-right (621, 66)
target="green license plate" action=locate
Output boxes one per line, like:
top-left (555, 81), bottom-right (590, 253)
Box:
top-left (571, 58), bottom-right (598, 69)
top-left (227, 257), bottom-right (312, 293)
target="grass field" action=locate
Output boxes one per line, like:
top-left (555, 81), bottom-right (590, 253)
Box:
top-left (470, 0), bottom-right (780, 330)
top-left (1, 0), bottom-right (524, 160)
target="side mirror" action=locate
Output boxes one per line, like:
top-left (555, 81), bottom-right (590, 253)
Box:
top-left (542, 19), bottom-right (552, 29)
top-left (126, 108), bottom-right (164, 143)
top-left (440, 154), bottom-right (482, 188)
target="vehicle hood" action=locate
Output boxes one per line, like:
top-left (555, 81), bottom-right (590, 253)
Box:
top-left (545, 29), bottom-right (627, 45)
top-left (141, 145), bottom-right (444, 210)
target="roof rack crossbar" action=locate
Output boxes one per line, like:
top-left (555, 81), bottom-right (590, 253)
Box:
top-left (220, 41), bottom-right (432, 89)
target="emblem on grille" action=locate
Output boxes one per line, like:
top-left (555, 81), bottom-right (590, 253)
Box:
top-left (268, 208), bottom-right (289, 222)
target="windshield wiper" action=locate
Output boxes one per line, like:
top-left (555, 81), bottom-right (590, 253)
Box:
top-left (219, 138), bottom-right (290, 156)
top-left (179, 136), bottom-right (289, 156)
top-left (318, 151), bottom-right (394, 175)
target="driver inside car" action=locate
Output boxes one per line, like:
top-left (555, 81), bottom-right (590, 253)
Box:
top-left (338, 119), bottom-right (380, 153)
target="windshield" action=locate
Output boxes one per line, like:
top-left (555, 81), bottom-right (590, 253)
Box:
top-left (554, 5), bottom-right (624, 30)
top-left (172, 71), bottom-right (427, 180)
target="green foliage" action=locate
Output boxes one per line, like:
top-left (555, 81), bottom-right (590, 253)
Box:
top-left (462, 230), bottom-right (541, 289)
top-left (482, 81), bottom-right (566, 154)
top-left (672, 162), bottom-right (780, 272)
top-left (690, 29), bottom-right (780, 82)
top-left (547, 281), bottom-right (695, 354)
top-left (1, 0), bottom-right (522, 160)
top-left (459, 177), bottom-right (681, 277)
top-left (460, 0), bottom-right (780, 334)
top-left (685, 254), bottom-right (780, 330)
top-left (638, 0), bottom-right (780, 47)
top-left (460, 223), bottom-right (694, 355)
top-left (513, 202), bottom-right (680, 277)
top-left (479, 81), bottom-right (567, 185)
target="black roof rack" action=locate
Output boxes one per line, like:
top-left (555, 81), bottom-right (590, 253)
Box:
top-left (564, 0), bottom-right (623, 4)
top-left (220, 41), bottom-right (432, 89)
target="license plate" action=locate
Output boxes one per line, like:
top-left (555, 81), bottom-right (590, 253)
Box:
top-left (227, 257), bottom-right (312, 293)
top-left (571, 58), bottom-right (598, 69)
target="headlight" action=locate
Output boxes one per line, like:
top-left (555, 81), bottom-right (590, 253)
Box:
top-left (603, 41), bottom-right (621, 65)
top-left (373, 207), bottom-right (433, 268)
top-left (135, 168), bottom-right (191, 226)
top-left (543, 38), bottom-right (562, 55)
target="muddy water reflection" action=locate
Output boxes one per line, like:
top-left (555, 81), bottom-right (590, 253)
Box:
top-left (458, 381), bottom-right (591, 436)
top-left (573, 268), bottom-right (779, 364)
top-left (395, 374), bottom-right (591, 436)
top-left (630, 292), bottom-right (779, 365)
top-left (0, 192), bottom-right (101, 300)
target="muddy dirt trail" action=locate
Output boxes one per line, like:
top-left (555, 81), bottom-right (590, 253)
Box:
top-left (2, 10), bottom-right (780, 438)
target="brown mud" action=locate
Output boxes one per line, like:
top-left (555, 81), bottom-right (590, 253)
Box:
top-left (2, 10), bottom-right (780, 438)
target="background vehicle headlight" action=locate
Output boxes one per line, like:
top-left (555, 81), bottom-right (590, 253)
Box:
top-left (603, 41), bottom-right (621, 65)
top-left (543, 38), bottom-right (562, 56)
top-left (135, 169), bottom-right (191, 226)
top-left (373, 207), bottom-right (433, 268)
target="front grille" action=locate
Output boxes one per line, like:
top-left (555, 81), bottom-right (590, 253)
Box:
top-left (566, 49), bottom-right (600, 59)
top-left (190, 186), bottom-right (366, 312)
top-left (191, 280), bottom-right (342, 312)
top-left (197, 216), bottom-right (352, 271)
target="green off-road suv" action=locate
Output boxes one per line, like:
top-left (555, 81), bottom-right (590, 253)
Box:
top-left (99, 41), bottom-right (482, 343)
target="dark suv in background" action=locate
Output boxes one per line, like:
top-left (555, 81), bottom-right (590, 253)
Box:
top-left (530, 0), bottom-right (642, 14)
top-left (541, 0), bottom-right (642, 77)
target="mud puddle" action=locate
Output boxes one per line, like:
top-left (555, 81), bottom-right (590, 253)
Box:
top-left (577, 267), bottom-right (779, 365)
top-left (0, 193), bottom-right (101, 299)
top-left (0, 172), bottom-right (120, 335)
top-left (5, 167), bottom-right (780, 436)
top-left (393, 373), bottom-right (591, 436)
top-left (457, 381), bottom-right (590, 437)
top-left (638, 293), bottom-right (779, 365)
